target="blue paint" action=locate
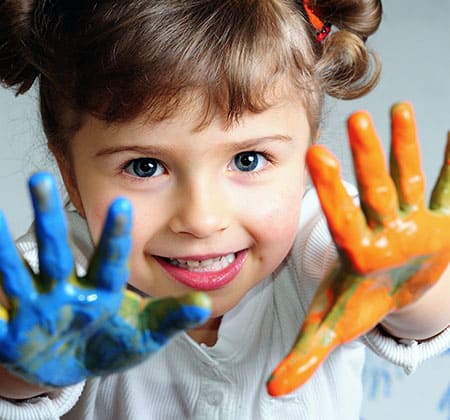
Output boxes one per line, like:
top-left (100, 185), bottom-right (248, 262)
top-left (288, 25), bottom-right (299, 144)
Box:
top-left (158, 305), bottom-right (212, 336)
top-left (362, 346), bottom-right (450, 419)
top-left (438, 384), bottom-right (450, 420)
top-left (89, 197), bottom-right (132, 292)
top-left (0, 210), bottom-right (35, 301)
top-left (437, 351), bottom-right (450, 419)
top-left (29, 172), bottom-right (74, 288)
top-left (366, 367), bottom-right (393, 400)
top-left (362, 351), bottom-right (402, 400)
top-left (0, 172), bottom-right (211, 387)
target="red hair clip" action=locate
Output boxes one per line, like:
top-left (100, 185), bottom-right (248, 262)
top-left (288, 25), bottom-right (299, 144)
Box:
top-left (303, 0), bottom-right (331, 42)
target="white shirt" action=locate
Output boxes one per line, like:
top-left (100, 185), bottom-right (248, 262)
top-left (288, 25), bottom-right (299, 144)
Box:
top-left (1, 186), bottom-right (449, 419)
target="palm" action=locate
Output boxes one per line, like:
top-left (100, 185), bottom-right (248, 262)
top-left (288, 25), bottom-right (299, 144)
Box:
top-left (267, 102), bottom-right (450, 396)
top-left (0, 173), bottom-right (211, 387)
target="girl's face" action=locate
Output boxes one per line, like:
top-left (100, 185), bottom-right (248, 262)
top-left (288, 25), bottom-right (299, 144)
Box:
top-left (63, 97), bottom-right (311, 318)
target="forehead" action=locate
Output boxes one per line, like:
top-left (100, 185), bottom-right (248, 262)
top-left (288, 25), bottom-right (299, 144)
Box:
top-left (153, 81), bottom-right (313, 131)
top-left (138, 91), bottom-right (311, 139)
top-left (73, 94), bottom-right (311, 153)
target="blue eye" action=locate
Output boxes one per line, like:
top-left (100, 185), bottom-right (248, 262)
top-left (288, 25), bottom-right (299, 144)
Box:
top-left (124, 158), bottom-right (165, 178)
top-left (230, 152), bottom-right (268, 172)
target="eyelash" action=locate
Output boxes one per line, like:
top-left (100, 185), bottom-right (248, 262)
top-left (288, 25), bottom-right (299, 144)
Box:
top-left (121, 158), bottom-right (166, 179)
top-left (120, 150), bottom-right (276, 179)
top-left (229, 150), bottom-right (275, 174)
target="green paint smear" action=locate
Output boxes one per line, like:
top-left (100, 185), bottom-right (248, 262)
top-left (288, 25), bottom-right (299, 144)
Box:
top-left (138, 298), bottom-right (183, 331)
top-left (387, 255), bottom-right (428, 296)
top-left (119, 292), bottom-right (140, 328)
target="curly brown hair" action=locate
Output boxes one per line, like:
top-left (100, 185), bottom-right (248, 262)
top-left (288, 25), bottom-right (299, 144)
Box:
top-left (0, 0), bottom-right (382, 158)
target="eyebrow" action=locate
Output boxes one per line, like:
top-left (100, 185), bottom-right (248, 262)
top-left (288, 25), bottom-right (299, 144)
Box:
top-left (96, 145), bottom-right (170, 157)
top-left (95, 134), bottom-right (293, 157)
top-left (226, 135), bottom-right (293, 152)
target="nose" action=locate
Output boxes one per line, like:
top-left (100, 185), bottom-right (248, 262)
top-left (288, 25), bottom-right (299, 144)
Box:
top-left (168, 176), bottom-right (229, 238)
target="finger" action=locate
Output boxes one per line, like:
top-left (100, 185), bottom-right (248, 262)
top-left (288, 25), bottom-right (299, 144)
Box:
top-left (306, 145), bottom-right (368, 258)
top-left (29, 172), bottom-right (74, 290)
top-left (0, 306), bottom-right (7, 338)
top-left (138, 292), bottom-right (211, 347)
top-left (347, 111), bottom-right (399, 227)
top-left (292, 265), bottom-right (339, 339)
top-left (429, 132), bottom-right (450, 214)
top-left (266, 270), bottom-right (340, 396)
top-left (87, 198), bottom-right (132, 292)
top-left (389, 102), bottom-right (426, 210)
top-left (267, 328), bottom-right (333, 396)
top-left (267, 288), bottom-right (340, 397)
top-left (267, 275), bottom-right (393, 396)
top-left (0, 210), bottom-right (35, 301)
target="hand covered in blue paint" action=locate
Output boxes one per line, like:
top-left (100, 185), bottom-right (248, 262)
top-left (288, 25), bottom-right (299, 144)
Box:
top-left (0, 172), bottom-right (211, 387)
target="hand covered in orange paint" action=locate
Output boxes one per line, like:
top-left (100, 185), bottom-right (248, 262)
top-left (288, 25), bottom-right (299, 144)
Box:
top-left (267, 102), bottom-right (450, 396)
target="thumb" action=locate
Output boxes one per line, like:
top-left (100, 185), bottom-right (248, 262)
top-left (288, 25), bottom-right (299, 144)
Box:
top-left (139, 292), bottom-right (211, 345)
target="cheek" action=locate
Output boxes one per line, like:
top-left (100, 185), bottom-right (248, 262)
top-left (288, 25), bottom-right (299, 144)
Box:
top-left (245, 182), bottom-right (304, 255)
top-left (83, 199), bottom-right (117, 245)
top-left (83, 190), bottom-right (164, 249)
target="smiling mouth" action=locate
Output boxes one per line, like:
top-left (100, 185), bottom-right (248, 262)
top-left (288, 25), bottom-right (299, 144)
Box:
top-left (167, 253), bottom-right (236, 272)
top-left (154, 250), bottom-right (248, 291)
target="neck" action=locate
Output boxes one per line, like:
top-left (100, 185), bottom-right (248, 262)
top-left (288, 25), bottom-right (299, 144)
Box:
top-left (187, 316), bottom-right (222, 346)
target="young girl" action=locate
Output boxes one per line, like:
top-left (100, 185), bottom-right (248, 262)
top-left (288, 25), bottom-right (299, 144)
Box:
top-left (0, 0), bottom-right (449, 419)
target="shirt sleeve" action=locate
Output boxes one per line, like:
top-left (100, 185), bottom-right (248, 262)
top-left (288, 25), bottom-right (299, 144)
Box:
top-left (0, 383), bottom-right (84, 420)
top-left (362, 324), bottom-right (450, 374)
top-left (298, 183), bottom-right (450, 374)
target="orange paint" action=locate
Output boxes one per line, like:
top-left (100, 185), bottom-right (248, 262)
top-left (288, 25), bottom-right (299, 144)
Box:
top-left (268, 279), bottom-right (394, 396)
top-left (267, 102), bottom-right (450, 396)
top-left (303, 0), bottom-right (324, 32)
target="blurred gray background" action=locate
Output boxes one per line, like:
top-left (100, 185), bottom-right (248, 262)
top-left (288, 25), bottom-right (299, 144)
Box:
top-left (0, 1), bottom-right (449, 419)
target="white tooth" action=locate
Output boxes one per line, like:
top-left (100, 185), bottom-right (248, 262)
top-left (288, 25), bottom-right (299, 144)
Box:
top-left (226, 254), bottom-right (235, 264)
top-left (168, 253), bottom-right (236, 271)
top-left (186, 260), bottom-right (200, 268)
top-left (202, 258), bottom-right (216, 266)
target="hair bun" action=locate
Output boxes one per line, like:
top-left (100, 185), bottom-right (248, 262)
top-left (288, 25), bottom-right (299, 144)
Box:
top-left (0, 1), bottom-right (39, 94)
top-left (311, 0), bottom-right (382, 39)
top-left (311, 0), bottom-right (383, 99)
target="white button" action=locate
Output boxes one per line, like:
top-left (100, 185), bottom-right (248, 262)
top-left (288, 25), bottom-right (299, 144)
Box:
top-left (206, 390), bottom-right (223, 406)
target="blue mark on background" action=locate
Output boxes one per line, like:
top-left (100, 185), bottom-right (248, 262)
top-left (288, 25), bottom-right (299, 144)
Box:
top-left (363, 347), bottom-right (450, 419)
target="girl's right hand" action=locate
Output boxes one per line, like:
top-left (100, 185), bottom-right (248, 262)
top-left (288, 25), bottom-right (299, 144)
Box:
top-left (0, 172), bottom-right (211, 388)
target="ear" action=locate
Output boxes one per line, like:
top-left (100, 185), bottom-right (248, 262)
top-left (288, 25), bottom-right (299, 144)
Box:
top-left (53, 152), bottom-right (86, 218)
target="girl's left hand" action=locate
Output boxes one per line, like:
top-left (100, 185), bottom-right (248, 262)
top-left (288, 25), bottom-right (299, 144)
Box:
top-left (267, 102), bottom-right (450, 396)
